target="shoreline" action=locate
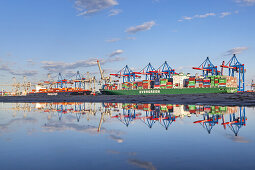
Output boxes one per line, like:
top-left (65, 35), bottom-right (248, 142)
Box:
top-left (0, 92), bottom-right (255, 106)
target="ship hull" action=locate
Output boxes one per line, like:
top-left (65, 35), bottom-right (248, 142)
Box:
top-left (28, 91), bottom-right (92, 97)
top-left (100, 87), bottom-right (237, 95)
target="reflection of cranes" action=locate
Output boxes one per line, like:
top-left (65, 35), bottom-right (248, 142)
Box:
top-left (193, 106), bottom-right (246, 136)
top-left (194, 114), bottom-right (221, 134)
top-left (222, 107), bottom-right (246, 136)
top-left (112, 109), bottom-right (141, 127)
top-left (111, 104), bottom-right (179, 130)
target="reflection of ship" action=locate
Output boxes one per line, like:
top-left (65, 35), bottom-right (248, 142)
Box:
top-left (32, 102), bottom-right (111, 132)
top-left (194, 106), bottom-right (246, 136)
top-left (109, 103), bottom-right (246, 136)
top-left (9, 102), bottom-right (247, 136)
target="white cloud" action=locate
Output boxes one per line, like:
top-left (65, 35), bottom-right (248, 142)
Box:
top-left (236, 0), bottom-right (255, 6)
top-left (126, 37), bottom-right (136, 40)
top-left (225, 47), bottom-right (249, 55)
top-left (220, 12), bottom-right (231, 18)
top-left (195, 13), bottom-right (216, 18)
top-left (0, 64), bottom-right (38, 77)
top-left (41, 56), bottom-right (124, 72)
top-left (108, 9), bottom-right (122, 16)
top-left (125, 21), bottom-right (156, 34)
top-left (105, 38), bottom-right (121, 43)
top-left (179, 11), bottom-right (239, 21)
top-left (109, 49), bottom-right (123, 57)
top-left (74, 0), bottom-right (118, 16)
top-left (180, 12), bottom-right (216, 21)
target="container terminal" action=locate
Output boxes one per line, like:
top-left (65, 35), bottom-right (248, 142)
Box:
top-left (0, 54), bottom-right (254, 98)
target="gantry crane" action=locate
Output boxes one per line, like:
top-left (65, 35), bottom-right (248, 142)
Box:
top-left (110, 65), bottom-right (140, 83)
top-left (220, 54), bottom-right (245, 92)
top-left (157, 61), bottom-right (175, 79)
top-left (193, 57), bottom-right (219, 77)
top-left (134, 62), bottom-right (157, 80)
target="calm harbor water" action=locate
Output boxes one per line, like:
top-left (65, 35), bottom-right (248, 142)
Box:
top-left (0, 102), bottom-right (255, 170)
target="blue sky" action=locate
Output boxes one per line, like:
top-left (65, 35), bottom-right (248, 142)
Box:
top-left (0, 0), bottom-right (254, 85)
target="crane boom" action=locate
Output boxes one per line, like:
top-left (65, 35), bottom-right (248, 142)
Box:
top-left (97, 59), bottom-right (111, 83)
top-left (97, 60), bottom-right (104, 80)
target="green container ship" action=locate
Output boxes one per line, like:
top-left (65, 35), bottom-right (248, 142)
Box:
top-left (97, 58), bottom-right (240, 96)
top-left (100, 87), bottom-right (237, 95)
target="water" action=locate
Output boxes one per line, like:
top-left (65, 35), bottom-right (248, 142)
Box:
top-left (0, 102), bottom-right (255, 170)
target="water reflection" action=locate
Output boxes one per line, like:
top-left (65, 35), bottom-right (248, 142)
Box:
top-left (4, 102), bottom-right (247, 136)
top-left (107, 103), bottom-right (247, 136)
top-left (1, 102), bottom-right (255, 170)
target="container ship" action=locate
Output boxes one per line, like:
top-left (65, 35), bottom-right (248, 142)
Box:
top-left (28, 73), bottom-right (94, 96)
top-left (100, 75), bottom-right (238, 95)
top-left (99, 55), bottom-right (244, 95)
top-left (28, 88), bottom-right (92, 96)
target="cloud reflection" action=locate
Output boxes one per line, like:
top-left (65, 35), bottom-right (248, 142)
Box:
top-left (128, 159), bottom-right (157, 170)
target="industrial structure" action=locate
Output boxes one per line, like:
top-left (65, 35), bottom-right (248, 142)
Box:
top-left (0, 54), bottom-right (248, 96)
top-left (101, 54), bottom-right (244, 95)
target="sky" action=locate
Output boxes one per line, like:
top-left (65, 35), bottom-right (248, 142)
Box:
top-left (0, 0), bottom-right (254, 86)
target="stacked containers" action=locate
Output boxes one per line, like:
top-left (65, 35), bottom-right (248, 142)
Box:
top-left (122, 82), bottom-right (132, 90)
top-left (183, 79), bottom-right (189, 88)
top-left (203, 78), bottom-right (211, 88)
top-left (166, 78), bottom-right (173, 89)
top-left (132, 82), bottom-right (137, 90)
top-left (154, 79), bottom-right (160, 89)
top-left (150, 80), bottom-right (155, 89)
top-left (226, 76), bottom-right (237, 88)
top-left (210, 76), bottom-right (215, 87)
top-left (214, 76), bottom-right (219, 87)
top-left (142, 80), bottom-right (150, 89)
top-left (137, 82), bottom-right (143, 89)
top-left (219, 77), bottom-right (227, 87)
top-left (112, 84), bottom-right (118, 90)
top-left (160, 78), bottom-right (168, 89)
top-left (195, 78), bottom-right (203, 88)
top-left (188, 77), bottom-right (196, 88)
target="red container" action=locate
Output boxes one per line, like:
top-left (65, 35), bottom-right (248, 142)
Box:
top-left (154, 85), bottom-right (160, 89)
top-left (203, 79), bottom-right (210, 83)
top-left (203, 85), bottom-right (210, 88)
top-left (167, 82), bottom-right (173, 85)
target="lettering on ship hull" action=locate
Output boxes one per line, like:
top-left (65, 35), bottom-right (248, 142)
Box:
top-left (139, 90), bottom-right (160, 94)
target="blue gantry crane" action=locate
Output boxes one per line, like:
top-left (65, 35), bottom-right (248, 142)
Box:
top-left (110, 65), bottom-right (140, 83)
top-left (193, 57), bottom-right (219, 77)
top-left (220, 54), bottom-right (245, 92)
top-left (157, 61), bottom-right (176, 79)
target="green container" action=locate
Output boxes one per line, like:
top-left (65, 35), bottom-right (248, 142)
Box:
top-left (189, 105), bottom-right (196, 110)
top-left (219, 106), bottom-right (227, 112)
top-left (160, 86), bottom-right (166, 89)
top-left (219, 79), bottom-right (227, 83)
